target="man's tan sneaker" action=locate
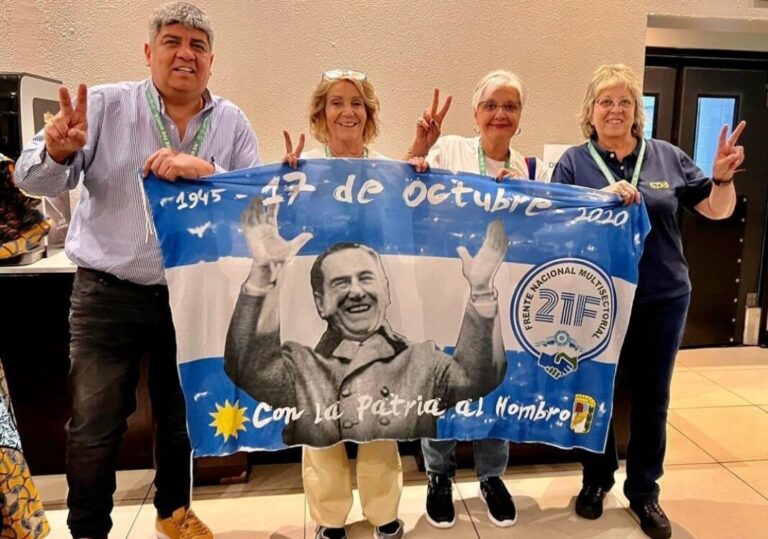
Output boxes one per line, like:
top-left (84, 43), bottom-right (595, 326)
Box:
top-left (156, 507), bottom-right (213, 539)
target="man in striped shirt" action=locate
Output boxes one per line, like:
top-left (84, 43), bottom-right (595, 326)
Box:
top-left (15, 3), bottom-right (260, 538)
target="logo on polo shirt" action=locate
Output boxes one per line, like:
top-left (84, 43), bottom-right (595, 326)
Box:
top-left (511, 258), bottom-right (616, 380)
top-left (649, 181), bottom-right (670, 189)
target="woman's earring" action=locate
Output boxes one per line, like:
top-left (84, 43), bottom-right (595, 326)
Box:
top-left (515, 127), bottom-right (522, 136)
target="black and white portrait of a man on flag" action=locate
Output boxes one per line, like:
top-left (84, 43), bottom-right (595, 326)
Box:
top-left (224, 198), bottom-right (509, 446)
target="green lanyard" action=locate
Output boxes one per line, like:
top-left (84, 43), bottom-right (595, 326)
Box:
top-left (145, 86), bottom-right (211, 157)
top-left (587, 138), bottom-right (646, 187)
top-left (477, 144), bottom-right (510, 177)
top-left (324, 146), bottom-right (369, 158)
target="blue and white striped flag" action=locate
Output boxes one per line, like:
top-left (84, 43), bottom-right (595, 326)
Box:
top-left (145, 159), bottom-right (649, 456)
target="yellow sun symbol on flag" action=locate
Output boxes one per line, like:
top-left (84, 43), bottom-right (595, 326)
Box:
top-left (209, 400), bottom-right (250, 441)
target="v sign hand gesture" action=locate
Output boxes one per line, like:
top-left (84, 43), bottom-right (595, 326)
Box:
top-left (712, 121), bottom-right (746, 182)
top-left (45, 84), bottom-right (88, 164)
top-left (410, 88), bottom-right (452, 158)
top-left (696, 121), bottom-right (746, 220)
top-left (282, 131), bottom-right (305, 170)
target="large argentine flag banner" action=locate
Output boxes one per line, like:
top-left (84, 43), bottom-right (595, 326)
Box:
top-left (145, 159), bottom-right (649, 457)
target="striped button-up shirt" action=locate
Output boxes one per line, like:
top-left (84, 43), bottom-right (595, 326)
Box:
top-left (15, 79), bottom-right (261, 285)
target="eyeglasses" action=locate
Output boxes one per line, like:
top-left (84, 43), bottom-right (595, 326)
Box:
top-left (322, 69), bottom-right (367, 82)
top-left (595, 97), bottom-right (634, 110)
top-left (478, 101), bottom-right (521, 114)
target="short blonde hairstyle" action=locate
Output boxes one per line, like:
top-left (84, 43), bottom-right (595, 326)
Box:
top-left (578, 64), bottom-right (646, 139)
top-left (308, 76), bottom-right (381, 145)
top-left (471, 70), bottom-right (526, 111)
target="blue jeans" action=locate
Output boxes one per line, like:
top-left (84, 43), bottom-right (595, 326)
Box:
top-left (580, 293), bottom-right (690, 503)
top-left (66, 268), bottom-right (192, 539)
top-left (422, 438), bottom-right (509, 480)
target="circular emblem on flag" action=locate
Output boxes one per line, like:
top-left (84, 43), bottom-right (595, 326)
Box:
top-left (511, 258), bottom-right (616, 379)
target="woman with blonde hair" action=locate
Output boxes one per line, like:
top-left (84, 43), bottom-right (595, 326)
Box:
top-left (552, 64), bottom-right (745, 539)
top-left (283, 69), bottom-right (402, 539)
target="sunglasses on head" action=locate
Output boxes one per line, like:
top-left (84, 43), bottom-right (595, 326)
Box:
top-left (322, 69), bottom-right (367, 82)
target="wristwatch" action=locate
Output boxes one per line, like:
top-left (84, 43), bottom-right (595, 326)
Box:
top-left (471, 289), bottom-right (499, 303)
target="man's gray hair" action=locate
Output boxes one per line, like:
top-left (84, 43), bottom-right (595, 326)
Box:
top-left (148, 2), bottom-right (214, 48)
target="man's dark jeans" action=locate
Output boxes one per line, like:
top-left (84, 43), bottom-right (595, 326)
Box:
top-left (66, 268), bottom-right (191, 539)
top-left (580, 293), bottom-right (690, 503)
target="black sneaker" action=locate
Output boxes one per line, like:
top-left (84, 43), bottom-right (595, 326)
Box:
top-left (630, 500), bottom-right (672, 539)
top-left (425, 472), bottom-right (456, 528)
top-left (373, 519), bottom-right (404, 539)
top-left (478, 476), bottom-right (517, 527)
top-left (315, 526), bottom-right (347, 539)
top-left (575, 484), bottom-right (609, 520)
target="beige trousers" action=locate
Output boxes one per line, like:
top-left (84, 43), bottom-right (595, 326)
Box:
top-left (302, 440), bottom-right (403, 527)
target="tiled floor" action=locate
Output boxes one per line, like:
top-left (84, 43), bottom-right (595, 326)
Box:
top-left (34, 347), bottom-right (768, 538)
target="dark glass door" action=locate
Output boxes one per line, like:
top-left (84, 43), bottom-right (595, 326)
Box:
top-left (644, 58), bottom-right (768, 346)
top-left (643, 66), bottom-right (676, 142)
top-left (678, 68), bottom-right (767, 346)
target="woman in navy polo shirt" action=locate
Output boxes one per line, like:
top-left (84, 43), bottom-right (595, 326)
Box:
top-left (552, 64), bottom-right (745, 539)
